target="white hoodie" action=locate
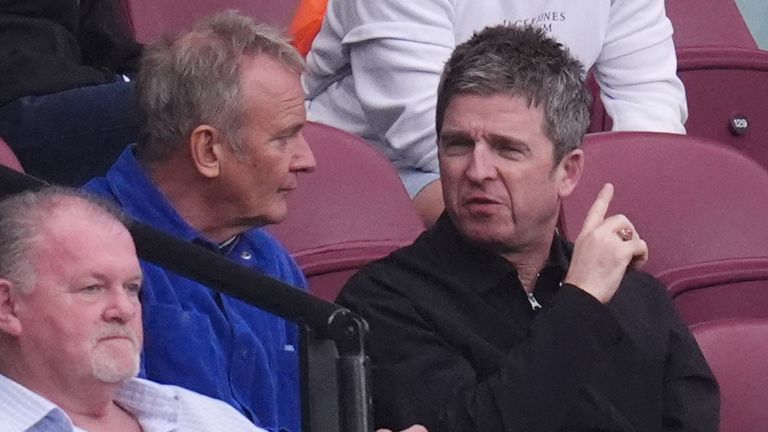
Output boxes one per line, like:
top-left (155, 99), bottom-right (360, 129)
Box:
top-left (304, 0), bottom-right (686, 184)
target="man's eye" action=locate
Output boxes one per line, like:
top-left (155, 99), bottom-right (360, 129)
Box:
top-left (498, 146), bottom-right (522, 158)
top-left (126, 283), bottom-right (142, 296)
top-left (272, 137), bottom-right (290, 149)
top-left (81, 285), bottom-right (102, 293)
top-left (276, 130), bottom-right (301, 147)
top-left (440, 138), bottom-right (473, 154)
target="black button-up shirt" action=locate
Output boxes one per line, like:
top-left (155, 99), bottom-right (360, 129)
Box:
top-left (339, 215), bottom-right (718, 432)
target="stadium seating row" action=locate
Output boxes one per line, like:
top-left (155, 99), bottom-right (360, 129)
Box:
top-left (5, 125), bottom-right (762, 323)
top-left (116, 0), bottom-right (760, 50)
top-left (7, 126), bottom-right (768, 324)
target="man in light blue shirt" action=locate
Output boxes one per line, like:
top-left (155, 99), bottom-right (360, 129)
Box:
top-left (0, 188), bottom-right (264, 432)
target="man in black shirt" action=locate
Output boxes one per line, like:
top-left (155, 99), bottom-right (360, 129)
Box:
top-left (338, 25), bottom-right (719, 432)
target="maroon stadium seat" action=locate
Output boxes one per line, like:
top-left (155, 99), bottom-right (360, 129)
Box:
top-left (561, 132), bottom-right (768, 276)
top-left (664, 1), bottom-right (768, 171)
top-left (677, 47), bottom-right (768, 172)
top-left (591, 0), bottom-right (758, 134)
top-left (267, 122), bottom-right (424, 301)
top-left (559, 132), bottom-right (768, 323)
top-left (658, 258), bottom-right (768, 325)
top-left (118, 0), bottom-right (299, 43)
top-left (691, 319), bottom-right (768, 432)
top-left (666, 0), bottom-right (757, 49)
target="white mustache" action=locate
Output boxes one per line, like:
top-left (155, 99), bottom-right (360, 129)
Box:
top-left (96, 324), bottom-right (139, 347)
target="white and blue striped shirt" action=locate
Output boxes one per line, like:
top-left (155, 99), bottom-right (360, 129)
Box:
top-left (0, 374), bottom-right (266, 432)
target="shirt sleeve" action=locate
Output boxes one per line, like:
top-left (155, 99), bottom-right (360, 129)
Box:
top-left (595, 0), bottom-right (687, 133)
top-left (339, 275), bottom-right (623, 432)
top-left (310, 0), bottom-right (456, 174)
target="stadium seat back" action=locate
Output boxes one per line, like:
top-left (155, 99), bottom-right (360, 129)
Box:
top-left (658, 258), bottom-right (768, 325)
top-left (119, 0), bottom-right (299, 43)
top-left (666, 0), bottom-right (757, 49)
top-left (267, 122), bottom-right (424, 301)
top-left (560, 132), bottom-right (768, 277)
top-left (592, 0), bottom-right (758, 133)
top-left (678, 47), bottom-right (768, 172)
top-left (691, 318), bottom-right (768, 432)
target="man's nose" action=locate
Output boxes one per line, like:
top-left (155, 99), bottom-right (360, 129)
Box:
top-left (103, 289), bottom-right (139, 323)
top-left (290, 131), bottom-right (316, 173)
top-left (465, 144), bottom-right (496, 182)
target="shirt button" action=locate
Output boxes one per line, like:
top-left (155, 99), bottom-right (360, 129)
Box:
top-left (240, 251), bottom-right (252, 260)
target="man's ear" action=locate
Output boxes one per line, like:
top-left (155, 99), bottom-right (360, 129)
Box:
top-left (0, 279), bottom-right (22, 336)
top-left (556, 148), bottom-right (584, 199)
top-left (189, 125), bottom-right (223, 178)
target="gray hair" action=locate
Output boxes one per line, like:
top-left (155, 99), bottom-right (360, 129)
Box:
top-left (136, 9), bottom-right (305, 163)
top-left (0, 187), bottom-right (126, 293)
top-left (436, 24), bottom-right (591, 164)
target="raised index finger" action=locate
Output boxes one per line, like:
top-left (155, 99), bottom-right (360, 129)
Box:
top-left (580, 183), bottom-right (614, 233)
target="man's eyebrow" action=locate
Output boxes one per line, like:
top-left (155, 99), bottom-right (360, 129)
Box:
top-left (88, 273), bottom-right (109, 282)
top-left (78, 273), bottom-right (143, 284)
top-left (486, 133), bottom-right (531, 154)
top-left (439, 130), bottom-right (473, 142)
top-left (272, 123), bottom-right (303, 141)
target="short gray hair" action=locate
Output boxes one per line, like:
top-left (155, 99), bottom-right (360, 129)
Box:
top-left (436, 24), bottom-right (591, 163)
top-left (136, 9), bottom-right (305, 163)
top-left (0, 187), bottom-right (125, 293)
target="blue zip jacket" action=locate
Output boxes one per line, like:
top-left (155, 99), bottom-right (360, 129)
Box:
top-left (85, 146), bottom-right (306, 432)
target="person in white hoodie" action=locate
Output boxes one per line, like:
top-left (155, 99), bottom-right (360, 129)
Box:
top-left (304, 0), bottom-right (686, 225)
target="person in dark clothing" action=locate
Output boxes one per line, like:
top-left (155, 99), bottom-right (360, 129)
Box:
top-left (338, 25), bottom-right (719, 432)
top-left (0, 0), bottom-right (142, 185)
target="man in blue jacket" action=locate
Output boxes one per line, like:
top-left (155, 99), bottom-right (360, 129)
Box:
top-left (85, 10), bottom-right (315, 432)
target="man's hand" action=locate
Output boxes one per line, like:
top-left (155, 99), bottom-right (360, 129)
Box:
top-left (563, 183), bottom-right (648, 303)
top-left (377, 425), bottom-right (428, 432)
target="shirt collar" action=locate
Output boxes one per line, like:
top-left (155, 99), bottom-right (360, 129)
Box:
top-left (0, 373), bottom-right (69, 431)
top-left (114, 378), bottom-right (180, 432)
top-left (0, 375), bottom-right (180, 432)
top-left (425, 213), bottom-right (572, 295)
top-left (98, 147), bottom-right (279, 263)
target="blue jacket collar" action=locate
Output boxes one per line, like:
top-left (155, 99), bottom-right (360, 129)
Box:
top-left (103, 146), bottom-right (215, 248)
